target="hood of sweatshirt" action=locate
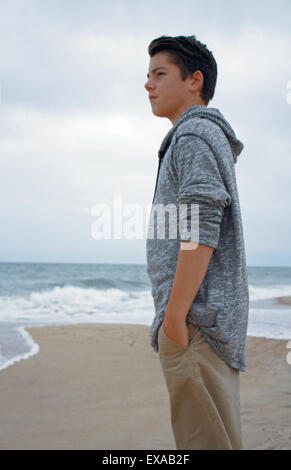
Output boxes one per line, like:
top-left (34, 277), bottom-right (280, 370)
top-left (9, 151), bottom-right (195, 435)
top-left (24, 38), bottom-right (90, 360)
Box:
top-left (158, 104), bottom-right (244, 164)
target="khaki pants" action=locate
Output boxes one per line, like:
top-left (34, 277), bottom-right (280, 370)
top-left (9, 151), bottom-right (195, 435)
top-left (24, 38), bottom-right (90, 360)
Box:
top-left (158, 320), bottom-right (244, 450)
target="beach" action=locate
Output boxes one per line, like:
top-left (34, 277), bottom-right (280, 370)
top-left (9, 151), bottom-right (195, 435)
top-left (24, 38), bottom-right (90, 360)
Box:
top-left (0, 322), bottom-right (291, 450)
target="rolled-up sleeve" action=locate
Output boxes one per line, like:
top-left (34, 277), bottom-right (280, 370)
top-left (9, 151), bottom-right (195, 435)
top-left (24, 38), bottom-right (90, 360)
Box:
top-left (173, 134), bottom-right (231, 248)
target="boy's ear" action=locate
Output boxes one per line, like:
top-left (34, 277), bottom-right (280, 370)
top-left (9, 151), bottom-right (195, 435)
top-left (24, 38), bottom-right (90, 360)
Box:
top-left (189, 70), bottom-right (204, 93)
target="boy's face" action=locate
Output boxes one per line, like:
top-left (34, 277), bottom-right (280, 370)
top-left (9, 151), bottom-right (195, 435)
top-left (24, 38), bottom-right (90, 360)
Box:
top-left (144, 51), bottom-right (204, 124)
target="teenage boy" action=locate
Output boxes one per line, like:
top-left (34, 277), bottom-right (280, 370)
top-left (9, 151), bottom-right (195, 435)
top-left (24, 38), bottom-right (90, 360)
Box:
top-left (145, 35), bottom-right (249, 450)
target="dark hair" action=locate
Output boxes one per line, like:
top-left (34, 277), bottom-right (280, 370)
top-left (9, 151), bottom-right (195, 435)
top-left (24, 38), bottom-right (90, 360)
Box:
top-left (148, 35), bottom-right (217, 105)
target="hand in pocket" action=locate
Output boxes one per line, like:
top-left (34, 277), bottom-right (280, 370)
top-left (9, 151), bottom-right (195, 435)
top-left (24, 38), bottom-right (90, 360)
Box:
top-left (163, 318), bottom-right (189, 348)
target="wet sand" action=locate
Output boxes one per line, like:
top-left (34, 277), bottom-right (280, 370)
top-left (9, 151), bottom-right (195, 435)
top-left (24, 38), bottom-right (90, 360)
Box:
top-left (276, 296), bottom-right (291, 306)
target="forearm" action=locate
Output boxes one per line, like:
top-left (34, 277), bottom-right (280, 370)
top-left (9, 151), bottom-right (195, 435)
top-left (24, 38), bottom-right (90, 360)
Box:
top-left (163, 241), bottom-right (214, 342)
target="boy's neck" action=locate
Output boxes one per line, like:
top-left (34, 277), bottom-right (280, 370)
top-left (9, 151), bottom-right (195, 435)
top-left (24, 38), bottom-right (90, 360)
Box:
top-left (170, 100), bottom-right (206, 125)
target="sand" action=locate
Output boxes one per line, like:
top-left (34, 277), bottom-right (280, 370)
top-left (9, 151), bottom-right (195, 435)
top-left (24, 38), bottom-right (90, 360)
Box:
top-left (276, 296), bottom-right (291, 306)
top-left (0, 322), bottom-right (291, 450)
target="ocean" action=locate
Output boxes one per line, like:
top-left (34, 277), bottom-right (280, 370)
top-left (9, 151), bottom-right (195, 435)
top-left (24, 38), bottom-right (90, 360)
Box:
top-left (0, 262), bottom-right (291, 371)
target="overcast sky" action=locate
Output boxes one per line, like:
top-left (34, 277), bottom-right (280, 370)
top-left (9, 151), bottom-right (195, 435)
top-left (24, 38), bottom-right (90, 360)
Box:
top-left (0, 0), bottom-right (291, 266)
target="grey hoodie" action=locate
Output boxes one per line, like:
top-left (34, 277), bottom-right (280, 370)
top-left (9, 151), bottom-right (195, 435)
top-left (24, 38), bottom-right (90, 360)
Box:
top-left (146, 104), bottom-right (249, 372)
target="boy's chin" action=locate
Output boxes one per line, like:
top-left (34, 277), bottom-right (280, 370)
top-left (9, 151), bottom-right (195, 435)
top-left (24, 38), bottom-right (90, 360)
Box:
top-left (151, 108), bottom-right (168, 119)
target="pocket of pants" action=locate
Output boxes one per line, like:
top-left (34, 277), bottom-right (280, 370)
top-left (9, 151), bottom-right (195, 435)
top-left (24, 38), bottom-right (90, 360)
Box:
top-left (161, 321), bottom-right (189, 350)
top-left (159, 319), bottom-right (204, 353)
top-left (187, 322), bottom-right (204, 348)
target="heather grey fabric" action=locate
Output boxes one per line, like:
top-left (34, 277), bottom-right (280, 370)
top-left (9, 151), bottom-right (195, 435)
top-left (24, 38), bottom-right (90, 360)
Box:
top-left (146, 104), bottom-right (249, 372)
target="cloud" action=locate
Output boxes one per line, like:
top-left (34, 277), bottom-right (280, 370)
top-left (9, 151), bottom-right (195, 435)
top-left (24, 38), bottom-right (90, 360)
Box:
top-left (0, 105), bottom-right (170, 206)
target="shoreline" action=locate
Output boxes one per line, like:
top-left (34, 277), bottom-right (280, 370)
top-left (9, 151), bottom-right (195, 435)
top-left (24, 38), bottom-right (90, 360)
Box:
top-left (1, 293), bottom-right (291, 373)
top-left (0, 322), bottom-right (291, 450)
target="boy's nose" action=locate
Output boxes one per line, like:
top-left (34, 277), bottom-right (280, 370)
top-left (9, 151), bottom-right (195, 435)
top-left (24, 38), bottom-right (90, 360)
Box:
top-left (144, 79), bottom-right (153, 91)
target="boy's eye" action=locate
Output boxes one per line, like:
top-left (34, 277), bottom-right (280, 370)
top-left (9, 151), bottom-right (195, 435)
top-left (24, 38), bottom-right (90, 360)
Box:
top-left (157, 72), bottom-right (165, 76)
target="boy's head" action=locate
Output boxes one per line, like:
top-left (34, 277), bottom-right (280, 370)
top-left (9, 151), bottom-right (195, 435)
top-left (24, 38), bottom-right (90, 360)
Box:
top-left (144, 35), bottom-right (217, 124)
